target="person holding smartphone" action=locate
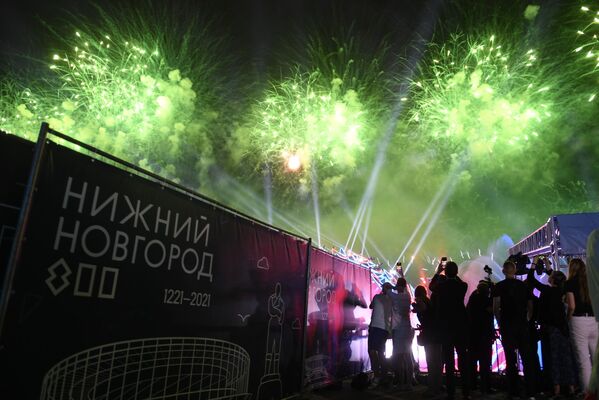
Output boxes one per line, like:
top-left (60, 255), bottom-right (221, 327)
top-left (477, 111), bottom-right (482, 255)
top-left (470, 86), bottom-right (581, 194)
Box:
top-left (430, 258), bottom-right (470, 400)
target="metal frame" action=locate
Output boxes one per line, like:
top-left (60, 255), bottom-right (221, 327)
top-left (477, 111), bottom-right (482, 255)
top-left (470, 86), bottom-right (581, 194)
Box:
top-left (299, 238), bottom-right (312, 392)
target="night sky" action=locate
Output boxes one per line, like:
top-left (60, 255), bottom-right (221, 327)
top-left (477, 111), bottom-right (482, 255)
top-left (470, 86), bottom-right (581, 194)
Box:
top-left (1, 0), bottom-right (427, 70)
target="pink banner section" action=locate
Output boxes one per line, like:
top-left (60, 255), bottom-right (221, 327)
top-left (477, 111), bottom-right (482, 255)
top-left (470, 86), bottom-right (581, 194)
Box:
top-left (304, 248), bottom-right (372, 388)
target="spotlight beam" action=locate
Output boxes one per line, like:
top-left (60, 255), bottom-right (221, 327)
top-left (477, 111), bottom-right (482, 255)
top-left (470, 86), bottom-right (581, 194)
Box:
top-left (403, 163), bottom-right (464, 276)
top-left (345, 0), bottom-right (442, 254)
top-left (360, 202), bottom-right (373, 255)
top-left (311, 166), bottom-right (321, 247)
top-left (341, 202), bottom-right (389, 266)
top-left (263, 163), bottom-right (273, 224)
top-left (394, 172), bottom-right (454, 266)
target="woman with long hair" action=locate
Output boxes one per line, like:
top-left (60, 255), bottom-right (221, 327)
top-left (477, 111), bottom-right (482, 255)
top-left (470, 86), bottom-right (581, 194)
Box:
top-left (528, 263), bottom-right (576, 398)
top-left (413, 284), bottom-right (442, 397)
top-left (566, 258), bottom-right (599, 391)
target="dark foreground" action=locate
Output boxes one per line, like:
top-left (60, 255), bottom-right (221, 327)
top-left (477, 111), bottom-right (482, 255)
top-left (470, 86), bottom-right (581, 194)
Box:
top-left (299, 374), bottom-right (581, 400)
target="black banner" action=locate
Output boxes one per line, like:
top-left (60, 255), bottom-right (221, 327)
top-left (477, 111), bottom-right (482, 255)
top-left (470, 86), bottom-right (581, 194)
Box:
top-left (0, 135), bottom-right (309, 400)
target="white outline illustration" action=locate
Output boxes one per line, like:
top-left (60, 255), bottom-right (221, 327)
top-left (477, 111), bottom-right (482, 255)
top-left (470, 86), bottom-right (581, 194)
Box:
top-left (73, 263), bottom-right (97, 297)
top-left (257, 282), bottom-right (284, 400)
top-left (46, 259), bottom-right (72, 296)
top-left (256, 257), bottom-right (270, 270)
top-left (40, 337), bottom-right (251, 400)
top-left (237, 313), bottom-right (251, 323)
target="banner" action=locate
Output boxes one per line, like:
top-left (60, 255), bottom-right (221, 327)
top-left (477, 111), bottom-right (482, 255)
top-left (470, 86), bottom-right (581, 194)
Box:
top-left (304, 248), bottom-right (371, 388)
top-left (0, 136), bottom-right (309, 400)
top-left (0, 134), bottom-right (34, 283)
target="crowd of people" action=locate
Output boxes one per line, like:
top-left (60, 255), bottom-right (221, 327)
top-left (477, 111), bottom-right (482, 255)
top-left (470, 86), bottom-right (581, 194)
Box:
top-left (367, 233), bottom-right (599, 400)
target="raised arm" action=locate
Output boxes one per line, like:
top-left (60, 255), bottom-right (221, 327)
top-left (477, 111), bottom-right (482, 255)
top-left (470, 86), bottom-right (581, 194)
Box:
top-left (526, 268), bottom-right (547, 291)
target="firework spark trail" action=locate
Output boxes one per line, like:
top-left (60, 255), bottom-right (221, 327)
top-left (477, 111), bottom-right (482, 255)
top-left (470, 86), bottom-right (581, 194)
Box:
top-left (407, 32), bottom-right (553, 159)
top-left (237, 30), bottom-right (394, 209)
top-left (247, 71), bottom-right (369, 177)
top-left (574, 4), bottom-right (599, 101)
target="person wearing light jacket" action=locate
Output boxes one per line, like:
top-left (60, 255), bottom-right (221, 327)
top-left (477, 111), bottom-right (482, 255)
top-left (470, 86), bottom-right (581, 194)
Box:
top-left (585, 229), bottom-right (599, 400)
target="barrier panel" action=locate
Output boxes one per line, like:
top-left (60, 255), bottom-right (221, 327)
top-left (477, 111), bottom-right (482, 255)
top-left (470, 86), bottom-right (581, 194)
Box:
top-left (0, 134), bottom-right (33, 286)
top-left (0, 129), bottom-right (310, 399)
top-left (304, 247), bottom-right (371, 388)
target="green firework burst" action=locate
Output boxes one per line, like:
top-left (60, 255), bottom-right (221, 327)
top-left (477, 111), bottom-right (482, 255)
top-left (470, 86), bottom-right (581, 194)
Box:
top-left (254, 71), bottom-right (367, 169)
top-left (234, 34), bottom-right (389, 202)
top-left (407, 33), bottom-right (554, 159)
top-left (0, 3), bottom-right (225, 186)
top-left (574, 3), bottom-right (599, 102)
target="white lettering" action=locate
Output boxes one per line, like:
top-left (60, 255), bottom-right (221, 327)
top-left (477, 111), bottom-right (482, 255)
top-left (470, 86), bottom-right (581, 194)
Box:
top-left (131, 235), bottom-right (146, 263)
top-left (73, 263), bottom-right (97, 297)
top-left (194, 217), bottom-right (210, 246)
top-left (155, 207), bottom-right (171, 236)
top-left (173, 214), bottom-right (191, 242)
top-left (181, 248), bottom-right (199, 274)
top-left (112, 231), bottom-right (129, 262)
top-left (91, 187), bottom-right (118, 221)
top-left (53, 217), bottom-right (80, 253)
top-left (62, 177), bottom-right (87, 213)
top-left (119, 196), bottom-right (153, 231)
top-left (168, 244), bottom-right (181, 270)
top-left (81, 225), bottom-right (110, 258)
top-left (98, 267), bottom-right (119, 299)
top-left (197, 252), bottom-right (213, 282)
top-left (144, 239), bottom-right (166, 268)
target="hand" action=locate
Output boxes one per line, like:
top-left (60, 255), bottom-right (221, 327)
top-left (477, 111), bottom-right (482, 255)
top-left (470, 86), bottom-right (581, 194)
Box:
top-left (436, 262), bottom-right (444, 274)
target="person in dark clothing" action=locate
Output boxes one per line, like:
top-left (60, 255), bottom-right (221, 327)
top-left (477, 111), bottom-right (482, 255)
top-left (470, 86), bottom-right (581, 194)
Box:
top-left (430, 261), bottom-right (470, 400)
top-left (413, 285), bottom-right (443, 397)
top-left (527, 261), bottom-right (576, 398)
top-left (527, 256), bottom-right (555, 395)
top-left (493, 260), bottom-right (537, 400)
top-left (466, 280), bottom-right (495, 394)
top-left (527, 295), bottom-right (544, 395)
